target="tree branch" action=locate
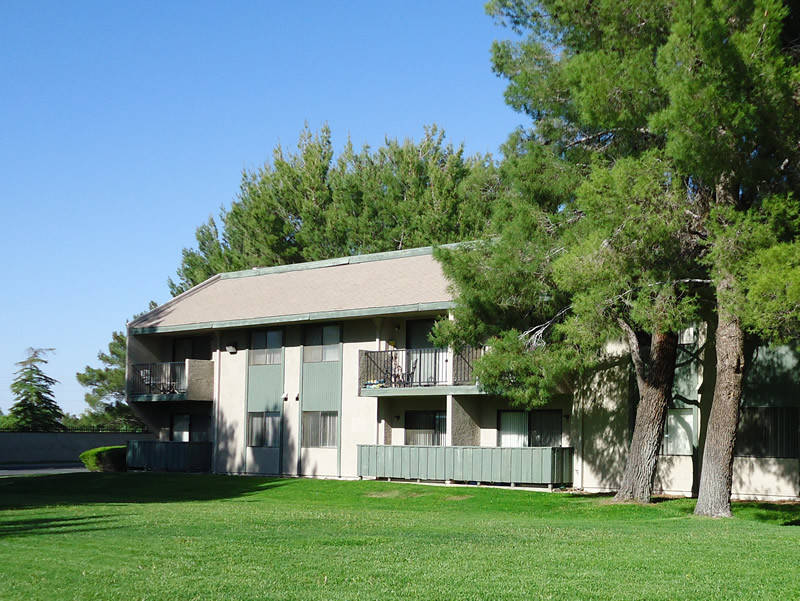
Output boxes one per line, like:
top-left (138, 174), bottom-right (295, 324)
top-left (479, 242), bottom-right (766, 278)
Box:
top-left (617, 318), bottom-right (647, 391)
top-left (518, 306), bottom-right (571, 351)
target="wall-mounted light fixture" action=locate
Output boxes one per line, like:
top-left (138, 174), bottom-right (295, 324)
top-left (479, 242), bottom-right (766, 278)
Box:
top-left (281, 392), bottom-right (289, 401)
top-left (225, 343), bottom-right (238, 354)
top-left (295, 393), bottom-right (300, 401)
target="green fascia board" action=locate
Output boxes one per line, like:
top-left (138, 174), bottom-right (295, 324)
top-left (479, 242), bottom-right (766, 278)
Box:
top-left (129, 301), bottom-right (454, 335)
top-left (360, 385), bottom-right (484, 397)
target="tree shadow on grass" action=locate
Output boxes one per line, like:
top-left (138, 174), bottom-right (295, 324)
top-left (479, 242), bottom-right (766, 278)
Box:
top-left (0, 514), bottom-right (121, 538)
top-left (733, 500), bottom-right (800, 526)
top-left (0, 472), bottom-right (294, 510)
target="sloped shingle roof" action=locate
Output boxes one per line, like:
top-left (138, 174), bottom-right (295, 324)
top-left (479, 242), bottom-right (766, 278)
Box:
top-left (130, 247), bottom-right (454, 334)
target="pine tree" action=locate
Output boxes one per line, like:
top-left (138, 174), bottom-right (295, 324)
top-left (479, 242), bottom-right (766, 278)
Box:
top-left (9, 348), bottom-right (64, 432)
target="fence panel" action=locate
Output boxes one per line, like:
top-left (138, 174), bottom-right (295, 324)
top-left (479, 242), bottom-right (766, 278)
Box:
top-left (357, 445), bottom-right (574, 486)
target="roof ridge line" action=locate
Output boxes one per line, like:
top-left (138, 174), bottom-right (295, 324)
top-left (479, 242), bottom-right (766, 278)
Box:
top-left (219, 243), bottom-right (466, 280)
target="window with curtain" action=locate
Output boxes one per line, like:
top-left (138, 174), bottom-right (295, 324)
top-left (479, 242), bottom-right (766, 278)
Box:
top-left (661, 408), bottom-right (694, 456)
top-left (498, 410), bottom-right (562, 447)
top-left (498, 411), bottom-right (528, 447)
top-left (736, 407), bottom-right (799, 458)
top-left (303, 325), bottom-right (340, 363)
top-left (302, 411), bottom-right (338, 447)
top-left (405, 411), bottom-right (446, 446)
top-left (250, 330), bottom-right (283, 366)
top-left (247, 412), bottom-right (281, 447)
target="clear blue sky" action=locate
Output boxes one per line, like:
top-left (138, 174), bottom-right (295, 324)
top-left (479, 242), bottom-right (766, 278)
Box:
top-left (0, 1), bottom-right (523, 415)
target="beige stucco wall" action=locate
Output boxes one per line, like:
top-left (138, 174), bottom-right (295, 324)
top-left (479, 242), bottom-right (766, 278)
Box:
top-left (654, 455), bottom-right (695, 496)
top-left (214, 335), bottom-right (247, 474)
top-left (246, 446), bottom-right (281, 475)
top-left (128, 334), bottom-right (170, 365)
top-left (339, 320), bottom-right (380, 478)
top-left (450, 395), bottom-right (481, 446)
top-left (575, 361), bottom-right (631, 493)
top-left (281, 326), bottom-right (302, 476)
top-left (185, 359), bottom-right (214, 401)
top-left (732, 457), bottom-right (800, 500)
top-left (300, 448), bottom-right (338, 477)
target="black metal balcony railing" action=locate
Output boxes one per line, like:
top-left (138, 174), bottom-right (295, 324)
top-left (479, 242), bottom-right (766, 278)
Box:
top-left (452, 346), bottom-right (484, 385)
top-left (130, 362), bottom-right (187, 396)
top-left (359, 346), bottom-right (484, 389)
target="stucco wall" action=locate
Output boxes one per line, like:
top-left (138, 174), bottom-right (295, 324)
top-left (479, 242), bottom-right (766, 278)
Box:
top-left (214, 335), bottom-right (248, 474)
top-left (281, 326), bottom-right (302, 476)
top-left (186, 359), bottom-right (215, 401)
top-left (575, 361), bottom-right (631, 493)
top-left (300, 448), bottom-right (337, 477)
top-left (0, 431), bottom-right (156, 464)
top-left (450, 395), bottom-right (481, 446)
top-left (340, 319), bottom-right (379, 478)
top-left (654, 455), bottom-right (695, 496)
top-left (732, 457), bottom-right (800, 500)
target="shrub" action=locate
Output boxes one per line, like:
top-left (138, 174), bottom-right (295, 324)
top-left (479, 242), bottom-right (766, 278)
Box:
top-left (79, 445), bottom-right (127, 472)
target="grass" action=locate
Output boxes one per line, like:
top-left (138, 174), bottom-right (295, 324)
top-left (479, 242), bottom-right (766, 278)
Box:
top-left (1, 474), bottom-right (799, 600)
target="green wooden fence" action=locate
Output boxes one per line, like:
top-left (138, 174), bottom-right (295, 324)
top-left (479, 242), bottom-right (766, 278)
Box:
top-left (357, 445), bottom-right (573, 486)
top-left (126, 440), bottom-right (212, 472)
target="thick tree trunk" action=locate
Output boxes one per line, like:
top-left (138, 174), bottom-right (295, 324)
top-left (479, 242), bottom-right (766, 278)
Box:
top-left (694, 284), bottom-right (745, 518)
top-left (614, 331), bottom-right (679, 503)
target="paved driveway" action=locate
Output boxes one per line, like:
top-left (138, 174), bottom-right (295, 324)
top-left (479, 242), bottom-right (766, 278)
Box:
top-left (0, 465), bottom-right (88, 477)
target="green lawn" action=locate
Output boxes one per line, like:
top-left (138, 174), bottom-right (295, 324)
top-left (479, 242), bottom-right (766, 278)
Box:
top-left (1, 474), bottom-right (799, 600)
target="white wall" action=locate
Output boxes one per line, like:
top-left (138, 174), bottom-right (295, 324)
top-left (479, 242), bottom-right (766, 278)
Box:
top-left (339, 319), bottom-right (380, 478)
top-left (214, 334), bottom-right (247, 474)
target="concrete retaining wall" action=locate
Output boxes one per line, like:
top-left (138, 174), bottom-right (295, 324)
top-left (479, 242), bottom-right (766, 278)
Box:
top-left (0, 432), bottom-right (156, 465)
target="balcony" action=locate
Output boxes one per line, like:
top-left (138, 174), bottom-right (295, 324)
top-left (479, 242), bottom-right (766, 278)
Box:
top-left (129, 360), bottom-right (214, 401)
top-left (359, 346), bottom-right (484, 396)
top-left (357, 445), bottom-right (574, 487)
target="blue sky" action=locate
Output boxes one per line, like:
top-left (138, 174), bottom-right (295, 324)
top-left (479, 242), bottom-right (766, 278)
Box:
top-left (0, 1), bottom-right (523, 415)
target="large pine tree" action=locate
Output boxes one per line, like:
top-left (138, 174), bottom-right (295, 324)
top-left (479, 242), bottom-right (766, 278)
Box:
top-left (9, 348), bottom-right (64, 432)
top-left (439, 0), bottom-right (799, 511)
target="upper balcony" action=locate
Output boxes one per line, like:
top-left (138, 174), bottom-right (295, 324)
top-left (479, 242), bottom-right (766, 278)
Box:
top-left (128, 359), bottom-right (214, 402)
top-left (359, 346), bottom-right (485, 396)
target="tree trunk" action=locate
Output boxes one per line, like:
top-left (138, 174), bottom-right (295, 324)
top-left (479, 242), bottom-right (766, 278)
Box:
top-left (614, 331), bottom-right (679, 503)
top-left (694, 283), bottom-right (745, 517)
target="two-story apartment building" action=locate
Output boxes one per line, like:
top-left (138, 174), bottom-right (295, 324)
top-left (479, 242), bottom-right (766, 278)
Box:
top-left (125, 246), bottom-right (800, 500)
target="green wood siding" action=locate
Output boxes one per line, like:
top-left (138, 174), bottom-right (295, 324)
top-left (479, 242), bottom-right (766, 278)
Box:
top-left (247, 364), bottom-right (284, 412)
top-left (126, 441), bottom-right (212, 472)
top-left (357, 445), bottom-right (574, 486)
top-left (302, 361), bottom-right (342, 411)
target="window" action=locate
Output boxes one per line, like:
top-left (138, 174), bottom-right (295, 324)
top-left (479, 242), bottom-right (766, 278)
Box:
top-left (171, 414), bottom-right (190, 442)
top-left (736, 407), bottom-right (799, 459)
top-left (662, 408), bottom-right (694, 456)
top-left (247, 412), bottom-right (281, 447)
top-left (499, 411), bottom-right (527, 447)
top-left (173, 336), bottom-right (212, 361)
top-left (497, 410), bottom-right (562, 447)
top-left (302, 411), bottom-right (338, 447)
top-left (171, 414), bottom-right (209, 442)
top-left (405, 411), bottom-right (446, 446)
top-left (303, 325), bottom-right (340, 363)
top-left (250, 330), bottom-right (283, 366)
